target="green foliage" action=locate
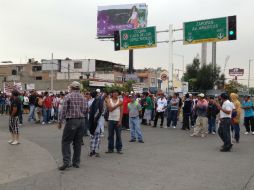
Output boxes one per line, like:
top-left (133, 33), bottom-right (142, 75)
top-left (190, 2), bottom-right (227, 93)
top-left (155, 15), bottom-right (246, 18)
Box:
top-left (224, 80), bottom-right (243, 94)
top-left (123, 80), bottom-right (135, 92)
top-left (81, 80), bottom-right (90, 91)
top-left (250, 87), bottom-right (254, 95)
top-left (104, 80), bottom-right (135, 94)
top-left (183, 57), bottom-right (223, 92)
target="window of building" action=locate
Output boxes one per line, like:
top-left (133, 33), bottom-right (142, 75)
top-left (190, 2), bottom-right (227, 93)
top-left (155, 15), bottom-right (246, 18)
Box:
top-left (151, 78), bottom-right (155, 83)
top-left (140, 77), bottom-right (144, 83)
top-left (151, 78), bottom-right (156, 86)
top-left (32, 66), bottom-right (42, 72)
top-left (12, 70), bottom-right (17, 75)
top-left (116, 76), bottom-right (122, 82)
top-left (17, 66), bottom-right (23, 72)
top-left (35, 76), bottom-right (42, 80)
top-left (74, 61), bottom-right (82, 69)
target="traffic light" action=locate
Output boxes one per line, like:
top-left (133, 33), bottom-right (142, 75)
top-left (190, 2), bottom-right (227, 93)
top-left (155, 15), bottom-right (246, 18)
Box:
top-left (114, 31), bottom-right (120, 51)
top-left (228, 16), bottom-right (237, 40)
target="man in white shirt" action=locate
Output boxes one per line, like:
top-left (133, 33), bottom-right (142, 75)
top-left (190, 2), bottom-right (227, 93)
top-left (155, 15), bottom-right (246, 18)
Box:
top-left (214, 93), bottom-right (234, 152)
top-left (153, 93), bottom-right (167, 128)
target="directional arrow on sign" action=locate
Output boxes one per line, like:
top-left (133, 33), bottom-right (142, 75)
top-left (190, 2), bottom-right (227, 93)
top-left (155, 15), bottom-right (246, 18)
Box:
top-left (187, 36), bottom-right (193, 43)
top-left (147, 40), bottom-right (153, 46)
top-left (123, 42), bottom-right (129, 49)
top-left (217, 33), bottom-right (224, 39)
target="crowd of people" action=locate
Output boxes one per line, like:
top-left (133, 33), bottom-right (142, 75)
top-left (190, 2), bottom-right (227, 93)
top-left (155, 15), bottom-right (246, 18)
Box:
top-left (2, 81), bottom-right (254, 169)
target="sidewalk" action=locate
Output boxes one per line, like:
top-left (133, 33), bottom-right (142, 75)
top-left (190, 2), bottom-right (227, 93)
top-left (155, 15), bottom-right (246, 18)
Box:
top-left (0, 131), bottom-right (57, 185)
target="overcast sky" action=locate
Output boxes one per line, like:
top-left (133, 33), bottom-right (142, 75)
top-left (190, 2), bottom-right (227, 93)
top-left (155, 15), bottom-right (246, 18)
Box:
top-left (0, 0), bottom-right (253, 85)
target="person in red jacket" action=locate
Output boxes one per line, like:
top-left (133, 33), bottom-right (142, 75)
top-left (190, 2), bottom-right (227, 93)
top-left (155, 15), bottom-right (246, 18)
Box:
top-left (122, 92), bottom-right (131, 130)
top-left (42, 92), bottom-right (53, 125)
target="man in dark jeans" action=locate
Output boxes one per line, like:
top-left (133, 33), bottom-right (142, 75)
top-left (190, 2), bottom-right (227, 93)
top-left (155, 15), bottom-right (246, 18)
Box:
top-left (167, 93), bottom-right (179, 128)
top-left (153, 93), bottom-right (167, 128)
top-left (214, 93), bottom-right (234, 152)
top-left (182, 93), bottom-right (192, 130)
top-left (122, 92), bottom-right (131, 130)
top-left (242, 96), bottom-right (254, 135)
top-left (105, 90), bottom-right (123, 154)
top-left (0, 93), bottom-right (6, 115)
top-left (58, 81), bottom-right (88, 170)
top-left (207, 96), bottom-right (219, 134)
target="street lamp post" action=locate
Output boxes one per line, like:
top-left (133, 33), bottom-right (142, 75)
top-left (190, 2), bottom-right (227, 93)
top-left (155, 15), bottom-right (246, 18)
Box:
top-left (248, 59), bottom-right (254, 94)
top-left (173, 54), bottom-right (185, 76)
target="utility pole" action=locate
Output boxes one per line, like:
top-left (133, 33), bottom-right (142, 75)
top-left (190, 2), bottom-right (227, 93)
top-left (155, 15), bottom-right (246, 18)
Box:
top-left (175, 69), bottom-right (183, 80)
top-left (248, 59), bottom-right (254, 94)
top-left (129, 49), bottom-right (134, 74)
top-left (169, 25), bottom-right (173, 94)
top-left (212, 42), bottom-right (217, 88)
top-left (51, 53), bottom-right (54, 91)
top-left (201, 43), bottom-right (207, 65)
top-left (157, 26), bottom-right (183, 94)
top-left (68, 63), bottom-right (70, 81)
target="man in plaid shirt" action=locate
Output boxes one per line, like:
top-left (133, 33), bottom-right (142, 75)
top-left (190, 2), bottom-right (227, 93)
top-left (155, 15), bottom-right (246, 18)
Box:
top-left (58, 81), bottom-right (88, 171)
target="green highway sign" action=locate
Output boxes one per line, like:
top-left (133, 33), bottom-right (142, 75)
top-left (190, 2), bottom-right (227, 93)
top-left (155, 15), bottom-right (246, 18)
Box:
top-left (120, 26), bottom-right (157, 50)
top-left (183, 16), bottom-right (237, 45)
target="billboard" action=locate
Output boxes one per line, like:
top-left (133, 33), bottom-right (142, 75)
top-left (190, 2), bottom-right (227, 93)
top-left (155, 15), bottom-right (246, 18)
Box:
top-left (97, 3), bottom-right (148, 38)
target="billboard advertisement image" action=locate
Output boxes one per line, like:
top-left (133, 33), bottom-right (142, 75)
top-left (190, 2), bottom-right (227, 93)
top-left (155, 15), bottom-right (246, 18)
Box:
top-left (97, 3), bottom-right (148, 38)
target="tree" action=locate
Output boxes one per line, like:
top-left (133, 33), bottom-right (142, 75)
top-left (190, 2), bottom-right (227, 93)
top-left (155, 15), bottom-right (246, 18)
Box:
top-left (122, 80), bottom-right (135, 92)
top-left (183, 57), bottom-right (223, 92)
top-left (215, 74), bottom-right (226, 90)
top-left (224, 80), bottom-right (242, 94)
top-left (183, 58), bottom-right (200, 91)
top-left (249, 87), bottom-right (254, 95)
top-left (81, 80), bottom-right (90, 91)
top-left (104, 80), bottom-right (136, 94)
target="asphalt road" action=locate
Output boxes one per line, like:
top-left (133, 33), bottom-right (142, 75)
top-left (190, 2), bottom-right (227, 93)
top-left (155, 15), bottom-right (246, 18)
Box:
top-left (0, 115), bottom-right (254, 190)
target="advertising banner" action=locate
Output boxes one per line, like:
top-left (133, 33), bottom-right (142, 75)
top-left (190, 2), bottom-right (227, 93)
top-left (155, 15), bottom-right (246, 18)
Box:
top-left (97, 3), bottom-right (148, 38)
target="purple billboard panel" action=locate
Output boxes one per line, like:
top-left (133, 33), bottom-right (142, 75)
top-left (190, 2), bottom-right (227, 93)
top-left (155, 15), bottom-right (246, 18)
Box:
top-left (97, 3), bottom-right (148, 38)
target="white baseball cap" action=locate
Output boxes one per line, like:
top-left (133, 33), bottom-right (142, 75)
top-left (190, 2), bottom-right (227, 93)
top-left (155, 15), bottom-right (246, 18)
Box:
top-left (198, 93), bottom-right (205, 98)
top-left (70, 81), bottom-right (80, 88)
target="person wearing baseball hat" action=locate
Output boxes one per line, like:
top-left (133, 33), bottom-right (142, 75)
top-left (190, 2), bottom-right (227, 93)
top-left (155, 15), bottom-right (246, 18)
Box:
top-left (190, 93), bottom-right (208, 137)
top-left (58, 81), bottom-right (88, 170)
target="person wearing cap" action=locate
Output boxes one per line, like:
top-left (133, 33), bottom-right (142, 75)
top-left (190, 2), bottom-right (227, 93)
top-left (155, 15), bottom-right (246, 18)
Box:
top-left (214, 93), bottom-right (234, 152)
top-left (105, 89), bottom-right (123, 154)
top-left (8, 90), bottom-right (22, 145)
top-left (190, 93), bottom-right (208, 137)
top-left (58, 81), bottom-right (88, 170)
top-left (242, 95), bottom-right (254, 135)
top-left (128, 94), bottom-right (144, 143)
